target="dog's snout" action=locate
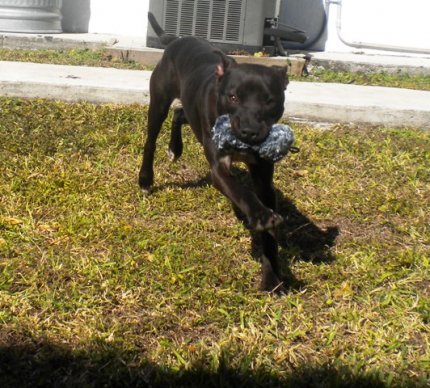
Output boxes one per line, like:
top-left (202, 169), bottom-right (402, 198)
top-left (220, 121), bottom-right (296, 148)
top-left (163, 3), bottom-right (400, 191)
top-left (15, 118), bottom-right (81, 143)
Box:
top-left (239, 120), bottom-right (269, 145)
top-left (240, 127), bottom-right (260, 143)
top-left (230, 114), bottom-right (269, 145)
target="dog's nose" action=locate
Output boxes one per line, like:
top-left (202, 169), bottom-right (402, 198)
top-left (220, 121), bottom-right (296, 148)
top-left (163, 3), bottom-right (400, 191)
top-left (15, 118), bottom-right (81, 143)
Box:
top-left (240, 128), bottom-right (260, 144)
top-left (230, 115), bottom-right (266, 145)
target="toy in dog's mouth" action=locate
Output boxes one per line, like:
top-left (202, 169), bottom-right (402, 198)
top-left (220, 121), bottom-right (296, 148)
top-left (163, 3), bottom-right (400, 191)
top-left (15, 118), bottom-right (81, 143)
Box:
top-left (212, 114), bottom-right (297, 162)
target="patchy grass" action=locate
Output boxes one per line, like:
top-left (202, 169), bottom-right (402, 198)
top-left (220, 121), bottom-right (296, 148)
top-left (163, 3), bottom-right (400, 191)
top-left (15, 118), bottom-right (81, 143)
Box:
top-left (0, 98), bottom-right (429, 387)
top-left (292, 68), bottom-right (430, 91)
top-left (1, 47), bottom-right (430, 90)
top-left (0, 47), bottom-right (147, 70)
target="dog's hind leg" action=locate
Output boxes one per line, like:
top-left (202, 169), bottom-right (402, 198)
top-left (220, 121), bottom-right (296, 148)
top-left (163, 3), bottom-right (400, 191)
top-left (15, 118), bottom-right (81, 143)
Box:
top-left (139, 72), bottom-right (175, 191)
top-left (139, 102), bottom-right (170, 191)
top-left (168, 106), bottom-right (187, 162)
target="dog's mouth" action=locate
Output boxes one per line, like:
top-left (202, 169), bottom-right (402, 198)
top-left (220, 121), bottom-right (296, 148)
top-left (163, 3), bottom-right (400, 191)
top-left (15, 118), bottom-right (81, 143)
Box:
top-left (230, 116), bottom-right (270, 146)
top-left (238, 132), bottom-right (268, 146)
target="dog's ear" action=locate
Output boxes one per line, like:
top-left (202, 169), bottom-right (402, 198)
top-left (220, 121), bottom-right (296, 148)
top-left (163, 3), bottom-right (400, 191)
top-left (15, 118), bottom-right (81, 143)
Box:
top-left (215, 63), bottom-right (225, 78)
top-left (213, 50), bottom-right (236, 79)
top-left (271, 65), bottom-right (289, 90)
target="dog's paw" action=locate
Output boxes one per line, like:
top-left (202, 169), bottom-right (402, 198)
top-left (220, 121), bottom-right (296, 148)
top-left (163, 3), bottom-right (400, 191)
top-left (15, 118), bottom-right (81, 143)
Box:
top-left (167, 148), bottom-right (181, 163)
top-left (260, 255), bottom-right (286, 295)
top-left (260, 272), bottom-right (287, 295)
top-left (138, 172), bottom-right (154, 194)
top-left (140, 186), bottom-right (153, 196)
top-left (252, 209), bottom-right (283, 231)
top-left (168, 138), bottom-right (183, 162)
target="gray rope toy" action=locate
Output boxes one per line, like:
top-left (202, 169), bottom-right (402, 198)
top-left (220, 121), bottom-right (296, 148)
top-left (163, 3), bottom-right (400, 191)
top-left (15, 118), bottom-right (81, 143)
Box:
top-left (212, 114), bottom-right (297, 162)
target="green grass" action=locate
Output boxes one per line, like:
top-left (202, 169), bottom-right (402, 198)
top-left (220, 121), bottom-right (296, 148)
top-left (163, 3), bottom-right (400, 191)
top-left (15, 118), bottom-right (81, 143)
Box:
top-left (1, 47), bottom-right (430, 90)
top-left (0, 47), bottom-right (147, 70)
top-left (291, 68), bottom-right (430, 91)
top-left (0, 98), bottom-right (429, 387)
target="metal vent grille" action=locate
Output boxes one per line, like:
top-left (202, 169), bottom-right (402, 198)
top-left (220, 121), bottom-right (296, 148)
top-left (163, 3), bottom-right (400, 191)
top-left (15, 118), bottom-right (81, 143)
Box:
top-left (164, 0), bottom-right (245, 43)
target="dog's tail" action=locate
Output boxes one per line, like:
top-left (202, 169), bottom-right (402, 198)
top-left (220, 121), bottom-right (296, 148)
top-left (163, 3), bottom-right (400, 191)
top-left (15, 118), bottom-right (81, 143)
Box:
top-left (148, 12), bottom-right (178, 46)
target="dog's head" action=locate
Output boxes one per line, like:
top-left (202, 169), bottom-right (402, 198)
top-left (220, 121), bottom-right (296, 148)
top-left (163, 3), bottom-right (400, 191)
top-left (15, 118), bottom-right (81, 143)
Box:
top-left (216, 62), bottom-right (288, 145)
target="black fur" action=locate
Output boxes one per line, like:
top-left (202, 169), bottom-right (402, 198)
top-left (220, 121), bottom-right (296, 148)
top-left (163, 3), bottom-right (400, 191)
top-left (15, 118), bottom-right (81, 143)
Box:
top-left (139, 13), bottom-right (289, 293)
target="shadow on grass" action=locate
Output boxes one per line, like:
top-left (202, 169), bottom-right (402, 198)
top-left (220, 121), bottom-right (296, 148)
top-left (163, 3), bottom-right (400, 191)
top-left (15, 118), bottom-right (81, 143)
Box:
top-left (246, 189), bottom-right (339, 291)
top-left (152, 169), bottom-right (339, 291)
top-left (0, 340), bottom-right (394, 388)
top-left (275, 189), bottom-right (339, 264)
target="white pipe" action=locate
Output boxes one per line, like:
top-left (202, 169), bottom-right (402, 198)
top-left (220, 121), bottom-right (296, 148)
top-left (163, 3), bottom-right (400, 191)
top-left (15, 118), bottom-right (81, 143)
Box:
top-left (275, 0), bottom-right (281, 18)
top-left (328, 0), bottom-right (430, 55)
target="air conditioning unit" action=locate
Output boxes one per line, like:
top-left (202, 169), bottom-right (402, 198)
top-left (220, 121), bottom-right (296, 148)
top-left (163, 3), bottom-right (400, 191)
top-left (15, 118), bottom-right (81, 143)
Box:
top-left (147, 0), bottom-right (279, 52)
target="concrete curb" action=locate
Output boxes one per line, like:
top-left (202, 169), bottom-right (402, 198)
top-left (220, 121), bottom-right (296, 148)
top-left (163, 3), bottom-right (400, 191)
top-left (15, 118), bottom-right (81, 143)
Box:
top-left (105, 47), bottom-right (308, 75)
top-left (309, 52), bottom-right (430, 76)
top-left (2, 32), bottom-right (430, 76)
top-left (0, 32), bottom-right (118, 50)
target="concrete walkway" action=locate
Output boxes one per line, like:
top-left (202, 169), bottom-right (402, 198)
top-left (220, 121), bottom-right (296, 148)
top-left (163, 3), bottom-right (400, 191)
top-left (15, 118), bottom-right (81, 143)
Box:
top-left (1, 60), bottom-right (429, 128)
top-left (1, 31), bottom-right (430, 128)
top-left (0, 61), bottom-right (151, 104)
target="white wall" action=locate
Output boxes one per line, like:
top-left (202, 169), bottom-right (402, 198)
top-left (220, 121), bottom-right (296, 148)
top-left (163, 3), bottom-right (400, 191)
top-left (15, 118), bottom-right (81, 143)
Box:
top-left (61, 0), bottom-right (430, 55)
top-left (324, 0), bottom-right (430, 54)
top-left (88, 0), bottom-right (149, 36)
top-left (62, 0), bottom-right (150, 36)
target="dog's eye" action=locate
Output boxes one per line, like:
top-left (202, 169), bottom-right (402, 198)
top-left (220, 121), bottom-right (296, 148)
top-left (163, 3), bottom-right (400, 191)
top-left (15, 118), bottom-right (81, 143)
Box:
top-left (228, 94), bottom-right (239, 104)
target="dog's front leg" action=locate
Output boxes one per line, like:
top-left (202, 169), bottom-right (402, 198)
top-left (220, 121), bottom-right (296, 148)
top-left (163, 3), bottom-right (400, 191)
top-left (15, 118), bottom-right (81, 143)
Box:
top-left (203, 140), bottom-right (284, 292)
top-left (210, 155), bottom-right (284, 293)
top-left (209, 157), bottom-right (283, 232)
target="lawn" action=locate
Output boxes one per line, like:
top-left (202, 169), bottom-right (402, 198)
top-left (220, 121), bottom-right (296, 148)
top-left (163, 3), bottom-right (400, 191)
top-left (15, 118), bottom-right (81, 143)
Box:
top-left (0, 98), bottom-right (429, 387)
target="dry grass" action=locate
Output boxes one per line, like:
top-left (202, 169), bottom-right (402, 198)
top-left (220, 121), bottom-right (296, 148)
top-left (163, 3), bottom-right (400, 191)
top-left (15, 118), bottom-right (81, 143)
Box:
top-left (0, 98), bottom-right (429, 387)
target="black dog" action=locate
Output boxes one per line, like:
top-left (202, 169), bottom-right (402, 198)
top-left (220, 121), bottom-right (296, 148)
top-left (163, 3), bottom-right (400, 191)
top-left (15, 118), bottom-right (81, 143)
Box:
top-left (139, 13), bottom-right (289, 293)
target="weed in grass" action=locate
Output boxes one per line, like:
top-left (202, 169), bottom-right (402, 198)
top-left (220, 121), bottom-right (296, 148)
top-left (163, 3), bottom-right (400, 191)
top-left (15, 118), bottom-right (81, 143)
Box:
top-left (0, 98), bottom-right (429, 386)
